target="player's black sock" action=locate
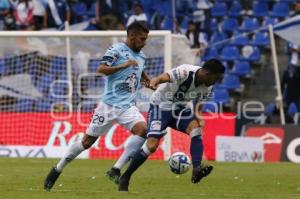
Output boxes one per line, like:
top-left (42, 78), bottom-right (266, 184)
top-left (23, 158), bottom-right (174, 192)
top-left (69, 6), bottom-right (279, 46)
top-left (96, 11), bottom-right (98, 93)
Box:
top-left (190, 135), bottom-right (203, 168)
top-left (122, 149), bottom-right (148, 178)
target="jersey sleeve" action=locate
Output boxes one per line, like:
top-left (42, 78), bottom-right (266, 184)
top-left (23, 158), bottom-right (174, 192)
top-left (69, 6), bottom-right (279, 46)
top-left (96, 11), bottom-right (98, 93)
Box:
top-left (100, 45), bottom-right (120, 66)
top-left (167, 65), bottom-right (189, 82)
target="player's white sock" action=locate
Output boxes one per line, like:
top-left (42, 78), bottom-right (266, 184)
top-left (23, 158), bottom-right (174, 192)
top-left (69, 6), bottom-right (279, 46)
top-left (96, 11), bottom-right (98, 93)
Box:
top-left (56, 141), bottom-right (85, 172)
top-left (113, 135), bottom-right (145, 170)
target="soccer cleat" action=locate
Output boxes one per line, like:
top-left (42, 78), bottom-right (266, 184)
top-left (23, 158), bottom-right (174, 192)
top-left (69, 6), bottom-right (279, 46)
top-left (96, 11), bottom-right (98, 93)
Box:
top-left (106, 167), bottom-right (121, 184)
top-left (118, 176), bottom-right (130, 192)
top-left (191, 164), bottom-right (213, 184)
top-left (44, 167), bottom-right (61, 191)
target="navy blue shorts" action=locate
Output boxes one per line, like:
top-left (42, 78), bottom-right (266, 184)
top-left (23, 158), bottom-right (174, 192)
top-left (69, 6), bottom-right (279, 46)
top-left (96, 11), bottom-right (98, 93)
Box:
top-left (147, 104), bottom-right (197, 139)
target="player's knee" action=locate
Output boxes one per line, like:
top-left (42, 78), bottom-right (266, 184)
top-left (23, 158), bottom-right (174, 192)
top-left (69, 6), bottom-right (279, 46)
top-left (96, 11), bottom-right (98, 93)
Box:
top-left (82, 134), bottom-right (97, 149)
top-left (132, 122), bottom-right (147, 138)
top-left (186, 120), bottom-right (204, 137)
top-left (146, 138), bottom-right (160, 153)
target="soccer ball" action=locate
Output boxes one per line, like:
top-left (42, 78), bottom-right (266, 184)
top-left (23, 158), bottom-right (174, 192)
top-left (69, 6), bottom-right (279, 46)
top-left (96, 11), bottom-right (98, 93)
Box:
top-left (168, 152), bottom-right (191, 174)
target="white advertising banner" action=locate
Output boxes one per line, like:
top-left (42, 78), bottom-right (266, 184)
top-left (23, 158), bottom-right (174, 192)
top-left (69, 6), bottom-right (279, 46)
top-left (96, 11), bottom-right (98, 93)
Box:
top-left (216, 136), bottom-right (264, 162)
top-left (0, 145), bottom-right (89, 159)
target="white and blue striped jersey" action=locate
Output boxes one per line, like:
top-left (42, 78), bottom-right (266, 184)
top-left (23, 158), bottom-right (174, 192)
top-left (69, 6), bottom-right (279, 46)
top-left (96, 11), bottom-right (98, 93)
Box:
top-left (100, 42), bottom-right (146, 109)
top-left (150, 64), bottom-right (212, 110)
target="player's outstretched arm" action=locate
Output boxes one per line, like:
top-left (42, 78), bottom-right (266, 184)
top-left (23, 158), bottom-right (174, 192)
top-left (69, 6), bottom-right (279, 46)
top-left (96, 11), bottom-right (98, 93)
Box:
top-left (96, 60), bottom-right (138, 76)
top-left (149, 73), bottom-right (171, 90)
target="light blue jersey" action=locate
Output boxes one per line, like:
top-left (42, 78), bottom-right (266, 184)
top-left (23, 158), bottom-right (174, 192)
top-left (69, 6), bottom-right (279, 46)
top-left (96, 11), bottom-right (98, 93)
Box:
top-left (100, 42), bottom-right (146, 109)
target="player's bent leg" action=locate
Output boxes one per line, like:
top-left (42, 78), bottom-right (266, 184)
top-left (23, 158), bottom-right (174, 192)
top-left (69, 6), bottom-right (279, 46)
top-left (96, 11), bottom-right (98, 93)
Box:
top-left (118, 137), bottom-right (159, 191)
top-left (185, 120), bottom-right (212, 184)
top-left (44, 134), bottom-right (98, 191)
top-left (107, 122), bottom-right (146, 184)
top-left (107, 108), bottom-right (147, 184)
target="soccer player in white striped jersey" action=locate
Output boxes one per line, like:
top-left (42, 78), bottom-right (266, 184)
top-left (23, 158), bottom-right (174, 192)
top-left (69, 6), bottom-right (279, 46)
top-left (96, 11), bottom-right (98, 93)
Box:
top-left (118, 59), bottom-right (225, 191)
top-left (44, 22), bottom-right (152, 191)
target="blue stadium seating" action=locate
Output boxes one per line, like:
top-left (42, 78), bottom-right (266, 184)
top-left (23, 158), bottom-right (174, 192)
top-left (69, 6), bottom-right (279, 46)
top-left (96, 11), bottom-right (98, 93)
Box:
top-left (220, 46), bottom-right (240, 61)
top-left (73, 2), bottom-right (88, 21)
top-left (228, 1), bottom-right (242, 17)
top-left (270, 2), bottom-right (290, 18)
top-left (0, 59), bottom-right (6, 75)
top-left (239, 17), bottom-right (260, 32)
top-left (229, 61), bottom-right (252, 77)
top-left (211, 2), bottom-right (227, 17)
top-left (202, 102), bottom-right (219, 113)
top-left (250, 32), bottom-right (270, 46)
top-left (35, 100), bottom-right (52, 112)
top-left (161, 16), bottom-right (173, 31)
top-left (203, 47), bottom-right (219, 61)
top-left (288, 102), bottom-right (300, 124)
top-left (80, 100), bottom-right (97, 112)
top-left (87, 2), bottom-right (96, 18)
top-left (88, 59), bottom-right (101, 72)
top-left (209, 18), bottom-right (219, 32)
top-left (15, 99), bottom-right (35, 112)
top-left (265, 102), bottom-right (276, 116)
top-left (230, 32), bottom-right (249, 46)
top-left (222, 17), bottom-right (239, 33)
top-left (213, 87), bottom-right (230, 104)
top-left (252, 1), bottom-right (269, 17)
top-left (219, 74), bottom-right (241, 91)
top-left (241, 46), bottom-right (261, 62)
top-left (209, 31), bottom-right (229, 50)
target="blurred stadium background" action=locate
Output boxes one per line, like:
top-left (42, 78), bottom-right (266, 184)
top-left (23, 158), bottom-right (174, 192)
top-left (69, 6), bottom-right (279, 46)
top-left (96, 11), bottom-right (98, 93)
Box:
top-left (0, 0), bottom-right (300, 198)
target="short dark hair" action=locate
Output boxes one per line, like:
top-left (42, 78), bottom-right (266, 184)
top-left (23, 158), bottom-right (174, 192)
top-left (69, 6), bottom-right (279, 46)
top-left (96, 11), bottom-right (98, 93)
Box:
top-left (202, 59), bottom-right (225, 74)
top-left (127, 21), bottom-right (149, 35)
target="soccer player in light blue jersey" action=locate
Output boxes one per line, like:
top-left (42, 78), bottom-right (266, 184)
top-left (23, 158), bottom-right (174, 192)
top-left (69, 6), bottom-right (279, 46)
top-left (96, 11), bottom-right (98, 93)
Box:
top-left (118, 59), bottom-right (225, 192)
top-left (44, 22), bottom-right (152, 191)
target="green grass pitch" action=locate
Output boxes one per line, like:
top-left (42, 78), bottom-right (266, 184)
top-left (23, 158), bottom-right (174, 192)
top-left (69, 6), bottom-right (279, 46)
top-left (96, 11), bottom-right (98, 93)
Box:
top-left (0, 158), bottom-right (299, 199)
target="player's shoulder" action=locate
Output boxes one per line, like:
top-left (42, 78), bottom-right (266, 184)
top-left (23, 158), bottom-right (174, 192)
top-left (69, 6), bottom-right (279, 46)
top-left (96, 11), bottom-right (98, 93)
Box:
top-left (177, 64), bottom-right (201, 72)
top-left (139, 50), bottom-right (146, 59)
top-left (110, 42), bottom-right (126, 50)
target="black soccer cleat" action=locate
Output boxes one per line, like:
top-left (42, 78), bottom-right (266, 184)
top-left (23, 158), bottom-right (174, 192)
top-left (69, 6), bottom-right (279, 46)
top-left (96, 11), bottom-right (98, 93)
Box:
top-left (191, 164), bottom-right (213, 184)
top-left (44, 167), bottom-right (61, 191)
top-left (106, 167), bottom-right (121, 184)
top-left (118, 176), bottom-right (130, 192)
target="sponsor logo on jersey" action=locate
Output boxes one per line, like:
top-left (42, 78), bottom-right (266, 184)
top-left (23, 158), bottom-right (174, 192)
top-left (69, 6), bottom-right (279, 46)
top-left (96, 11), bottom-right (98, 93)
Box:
top-left (150, 121), bottom-right (161, 131)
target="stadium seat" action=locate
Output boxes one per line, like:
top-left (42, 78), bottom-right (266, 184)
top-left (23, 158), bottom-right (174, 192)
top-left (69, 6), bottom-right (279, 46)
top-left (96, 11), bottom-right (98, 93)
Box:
top-left (241, 46), bottom-right (261, 62)
top-left (209, 17), bottom-right (219, 32)
top-left (229, 61), bottom-right (252, 77)
top-left (265, 102), bottom-right (276, 116)
top-left (161, 16), bottom-right (173, 31)
top-left (88, 59), bottom-right (101, 72)
top-left (213, 87), bottom-right (230, 104)
top-left (270, 2), bottom-right (290, 18)
top-left (252, 1), bottom-right (269, 17)
top-left (209, 31), bottom-right (229, 50)
top-left (228, 1), bottom-right (242, 17)
top-left (220, 46), bottom-right (240, 61)
top-left (219, 74), bottom-right (241, 90)
top-left (87, 2), bottom-right (96, 18)
top-left (80, 100), bottom-right (97, 112)
top-left (203, 47), bottom-right (219, 61)
top-left (202, 102), bottom-right (219, 112)
top-left (15, 99), bottom-right (35, 112)
top-left (288, 102), bottom-right (300, 124)
top-left (211, 2), bottom-right (227, 17)
top-left (35, 100), bottom-right (52, 112)
top-left (230, 32), bottom-right (249, 46)
top-left (239, 17), bottom-right (260, 32)
top-left (250, 32), bottom-right (270, 46)
top-left (222, 17), bottom-right (239, 33)
top-left (180, 16), bottom-right (190, 31)
top-left (0, 59), bottom-right (6, 75)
